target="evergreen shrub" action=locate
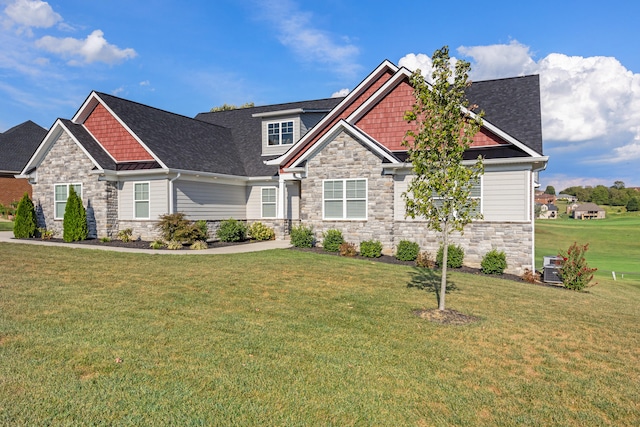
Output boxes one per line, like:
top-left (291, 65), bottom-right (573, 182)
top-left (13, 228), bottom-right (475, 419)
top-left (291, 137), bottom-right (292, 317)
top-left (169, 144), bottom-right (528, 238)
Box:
top-left (290, 225), bottom-right (314, 248)
top-left (481, 249), bottom-right (507, 274)
top-left (13, 193), bottom-right (37, 238)
top-left (436, 244), bottom-right (464, 268)
top-left (63, 187), bottom-right (88, 242)
top-left (217, 218), bottom-right (247, 242)
top-left (396, 240), bottom-right (420, 261)
top-left (322, 229), bottom-right (344, 252)
top-left (359, 240), bottom-right (382, 258)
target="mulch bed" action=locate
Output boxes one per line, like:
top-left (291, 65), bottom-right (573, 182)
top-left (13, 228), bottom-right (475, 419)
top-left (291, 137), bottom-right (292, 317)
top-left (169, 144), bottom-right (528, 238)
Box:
top-left (28, 237), bottom-right (254, 250)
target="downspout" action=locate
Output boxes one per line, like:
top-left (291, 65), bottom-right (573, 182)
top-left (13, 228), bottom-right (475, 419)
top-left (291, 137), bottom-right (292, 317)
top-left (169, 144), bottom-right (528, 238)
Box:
top-left (169, 173), bottom-right (181, 214)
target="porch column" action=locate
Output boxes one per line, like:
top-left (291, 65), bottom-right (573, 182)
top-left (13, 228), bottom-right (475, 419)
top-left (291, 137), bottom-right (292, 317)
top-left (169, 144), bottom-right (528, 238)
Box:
top-left (278, 175), bottom-right (286, 219)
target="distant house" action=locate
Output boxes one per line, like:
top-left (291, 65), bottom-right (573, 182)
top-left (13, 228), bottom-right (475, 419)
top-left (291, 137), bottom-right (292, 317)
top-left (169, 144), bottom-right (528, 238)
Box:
top-left (535, 191), bottom-right (556, 205)
top-left (567, 203), bottom-right (606, 219)
top-left (0, 121), bottom-right (47, 206)
top-left (557, 193), bottom-right (577, 202)
top-left (537, 203), bottom-right (558, 219)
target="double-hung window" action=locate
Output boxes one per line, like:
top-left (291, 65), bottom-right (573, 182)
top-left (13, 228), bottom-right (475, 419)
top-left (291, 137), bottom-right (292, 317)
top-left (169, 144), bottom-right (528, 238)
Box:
top-left (134, 182), bottom-right (150, 219)
top-left (431, 178), bottom-right (482, 217)
top-left (261, 187), bottom-right (277, 218)
top-left (323, 179), bottom-right (367, 220)
top-left (54, 183), bottom-right (82, 219)
top-left (267, 121), bottom-right (294, 145)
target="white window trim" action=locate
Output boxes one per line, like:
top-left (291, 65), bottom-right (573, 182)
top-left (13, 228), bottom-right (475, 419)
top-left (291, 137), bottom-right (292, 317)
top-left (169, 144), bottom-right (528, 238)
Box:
top-left (133, 181), bottom-right (151, 220)
top-left (431, 177), bottom-right (483, 218)
top-left (261, 186), bottom-right (277, 218)
top-left (322, 178), bottom-right (368, 220)
top-left (267, 120), bottom-right (295, 146)
top-left (54, 183), bottom-right (82, 220)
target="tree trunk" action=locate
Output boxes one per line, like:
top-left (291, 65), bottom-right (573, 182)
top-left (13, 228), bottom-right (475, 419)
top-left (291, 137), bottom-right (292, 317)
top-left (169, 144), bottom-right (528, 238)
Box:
top-left (439, 223), bottom-right (449, 311)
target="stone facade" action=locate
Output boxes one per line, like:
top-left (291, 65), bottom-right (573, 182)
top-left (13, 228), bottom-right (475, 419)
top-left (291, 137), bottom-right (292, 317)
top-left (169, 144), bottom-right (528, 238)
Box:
top-left (301, 130), bottom-right (396, 252)
top-left (299, 130), bottom-right (533, 275)
top-left (31, 132), bottom-right (117, 238)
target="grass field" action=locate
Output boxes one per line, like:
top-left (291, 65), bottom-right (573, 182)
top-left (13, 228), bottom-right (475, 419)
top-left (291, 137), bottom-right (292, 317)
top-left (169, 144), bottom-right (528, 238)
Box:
top-left (536, 209), bottom-right (640, 283)
top-left (1, 243), bottom-right (638, 425)
top-left (0, 221), bottom-right (13, 232)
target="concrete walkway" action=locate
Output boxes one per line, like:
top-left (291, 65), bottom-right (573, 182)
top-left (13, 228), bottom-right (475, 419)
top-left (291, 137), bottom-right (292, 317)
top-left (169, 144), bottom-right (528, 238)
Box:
top-left (0, 231), bottom-right (291, 255)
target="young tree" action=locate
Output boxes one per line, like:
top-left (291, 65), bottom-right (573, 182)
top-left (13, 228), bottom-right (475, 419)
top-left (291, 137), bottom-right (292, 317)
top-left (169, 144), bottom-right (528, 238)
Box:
top-left (63, 186), bottom-right (88, 242)
top-left (544, 185), bottom-right (556, 195)
top-left (13, 193), bottom-right (37, 238)
top-left (403, 46), bottom-right (484, 311)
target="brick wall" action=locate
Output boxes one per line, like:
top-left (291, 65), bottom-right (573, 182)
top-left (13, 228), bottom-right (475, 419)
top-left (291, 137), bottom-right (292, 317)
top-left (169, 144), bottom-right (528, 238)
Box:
top-left (0, 177), bottom-right (31, 207)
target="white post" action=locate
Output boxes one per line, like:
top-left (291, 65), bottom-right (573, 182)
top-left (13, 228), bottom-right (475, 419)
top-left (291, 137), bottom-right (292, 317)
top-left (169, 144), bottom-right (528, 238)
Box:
top-left (612, 271), bottom-right (616, 281)
top-left (278, 175), bottom-right (286, 219)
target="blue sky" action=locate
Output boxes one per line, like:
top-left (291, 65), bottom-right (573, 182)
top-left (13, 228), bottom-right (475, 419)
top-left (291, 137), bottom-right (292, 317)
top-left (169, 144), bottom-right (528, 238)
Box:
top-left (1, 0), bottom-right (639, 190)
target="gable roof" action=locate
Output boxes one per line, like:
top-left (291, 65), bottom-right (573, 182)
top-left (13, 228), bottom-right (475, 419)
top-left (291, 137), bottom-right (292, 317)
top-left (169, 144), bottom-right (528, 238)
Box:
top-left (466, 75), bottom-right (543, 155)
top-left (268, 61), bottom-right (545, 170)
top-left (195, 97), bottom-right (343, 177)
top-left (0, 121), bottom-right (47, 173)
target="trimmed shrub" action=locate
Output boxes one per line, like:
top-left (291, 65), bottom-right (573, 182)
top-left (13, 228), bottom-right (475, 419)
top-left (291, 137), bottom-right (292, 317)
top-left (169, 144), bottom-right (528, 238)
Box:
top-left (322, 229), bottom-right (344, 252)
top-left (217, 218), bottom-right (247, 242)
top-left (248, 222), bottom-right (275, 241)
top-left (396, 240), bottom-right (420, 261)
top-left (118, 228), bottom-right (133, 242)
top-left (63, 186), bottom-right (88, 242)
top-left (558, 242), bottom-right (597, 290)
top-left (436, 244), bottom-right (464, 268)
top-left (149, 240), bottom-right (165, 249)
top-left (290, 225), bottom-right (314, 248)
top-left (416, 251), bottom-right (435, 268)
top-left (190, 240), bottom-right (209, 250)
top-left (627, 197), bottom-right (640, 212)
top-left (481, 249), bottom-right (507, 274)
top-left (13, 193), bottom-right (37, 238)
top-left (339, 241), bottom-right (357, 257)
top-left (166, 240), bottom-right (184, 250)
top-left (156, 213), bottom-right (201, 243)
top-left (359, 240), bottom-right (382, 258)
top-left (194, 220), bottom-right (209, 241)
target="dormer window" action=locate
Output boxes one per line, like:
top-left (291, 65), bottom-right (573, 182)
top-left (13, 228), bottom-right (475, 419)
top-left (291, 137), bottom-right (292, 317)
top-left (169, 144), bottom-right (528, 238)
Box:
top-left (268, 121), bottom-right (294, 145)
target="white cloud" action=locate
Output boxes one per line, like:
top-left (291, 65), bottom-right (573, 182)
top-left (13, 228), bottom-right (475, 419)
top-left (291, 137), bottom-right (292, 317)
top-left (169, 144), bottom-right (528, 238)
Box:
top-left (35, 29), bottom-right (137, 65)
top-left (256, 0), bottom-right (360, 78)
top-left (4, 0), bottom-right (61, 29)
top-left (400, 41), bottom-right (640, 155)
top-left (139, 80), bottom-right (150, 86)
top-left (331, 88), bottom-right (349, 97)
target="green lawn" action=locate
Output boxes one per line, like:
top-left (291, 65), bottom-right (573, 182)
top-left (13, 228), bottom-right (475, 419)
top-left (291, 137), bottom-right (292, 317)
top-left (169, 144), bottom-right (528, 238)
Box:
top-left (0, 221), bottom-right (13, 232)
top-left (536, 211), bottom-right (640, 283)
top-left (1, 243), bottom-right (638, 425)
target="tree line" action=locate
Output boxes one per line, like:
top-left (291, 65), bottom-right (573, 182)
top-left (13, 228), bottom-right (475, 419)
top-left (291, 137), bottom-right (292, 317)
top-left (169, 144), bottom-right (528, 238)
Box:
top-left (554, 181), bottom-right (640, 211)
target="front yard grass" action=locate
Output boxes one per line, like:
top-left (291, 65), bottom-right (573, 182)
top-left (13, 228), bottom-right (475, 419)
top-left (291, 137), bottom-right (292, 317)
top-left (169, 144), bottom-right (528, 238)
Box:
top-left (1, 243), bottom-right (638, 425)
top-left (0, 221), bottom-right (13, 232)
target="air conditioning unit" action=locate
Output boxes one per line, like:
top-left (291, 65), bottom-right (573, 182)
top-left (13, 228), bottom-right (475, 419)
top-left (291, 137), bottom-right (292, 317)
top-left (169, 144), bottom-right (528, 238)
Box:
top-left (543, 256), bottom-right (562, 283)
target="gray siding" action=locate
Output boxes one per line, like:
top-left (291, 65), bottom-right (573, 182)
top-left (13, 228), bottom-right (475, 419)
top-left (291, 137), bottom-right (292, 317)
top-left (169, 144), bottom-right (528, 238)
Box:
top-left (261, 115), bottom-right (301, 157)
top-left (483, 169), bottom-right (529, 221)
top-left (119, 179), bottom-right (168, 221)
top-left (175, 179), bottom-right (245, 220)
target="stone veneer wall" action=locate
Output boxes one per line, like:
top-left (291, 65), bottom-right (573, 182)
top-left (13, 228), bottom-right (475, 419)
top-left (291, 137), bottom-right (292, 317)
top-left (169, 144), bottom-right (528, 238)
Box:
top-left (301, 131), bottom-right (396, 252)
top-left (32, 132), bottom-right (117, 238)
top-left (299, 130), bottom-right (533, 275)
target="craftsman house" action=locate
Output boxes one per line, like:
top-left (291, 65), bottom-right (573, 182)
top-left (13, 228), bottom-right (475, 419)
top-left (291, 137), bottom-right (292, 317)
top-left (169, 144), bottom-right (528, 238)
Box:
top-left (19, 60), bottom-right (547, 274)
top-left (0, 121), bottom-right (47, 206)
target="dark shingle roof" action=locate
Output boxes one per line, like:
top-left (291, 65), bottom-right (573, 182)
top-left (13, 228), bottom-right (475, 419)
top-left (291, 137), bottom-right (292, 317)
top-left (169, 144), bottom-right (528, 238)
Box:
top-left (0, 121), bottom-right (47, 172)
top-left (466, 75), bottom-right (543, 155)
top-left (60, 119), bottom-right (116, 170)
top-left (195, 98), bottom-right (343, 177)
top-left (96, 92), bottom-right (245, 176)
